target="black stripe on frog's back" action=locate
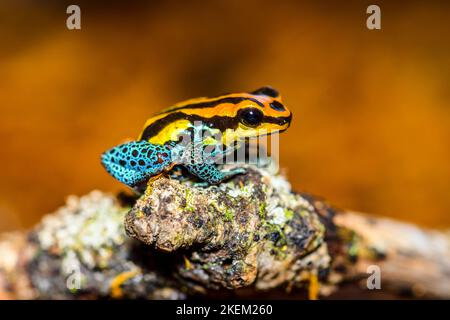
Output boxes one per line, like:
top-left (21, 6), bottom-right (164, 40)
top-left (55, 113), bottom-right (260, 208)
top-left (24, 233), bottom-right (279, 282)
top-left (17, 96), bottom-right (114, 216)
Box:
top-left (140, 111), bottom-right (292, 141)
top-left (141, 112), bottom-right (238, 141)
top-left (160, 96), bottom-right (265, 114)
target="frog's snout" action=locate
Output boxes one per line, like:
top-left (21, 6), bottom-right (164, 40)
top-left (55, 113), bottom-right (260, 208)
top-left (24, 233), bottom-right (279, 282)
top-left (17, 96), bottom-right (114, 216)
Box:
top-left (276, 113), bottom-right (292, 131)
top-left (280, 114), bottom-right (292, 126)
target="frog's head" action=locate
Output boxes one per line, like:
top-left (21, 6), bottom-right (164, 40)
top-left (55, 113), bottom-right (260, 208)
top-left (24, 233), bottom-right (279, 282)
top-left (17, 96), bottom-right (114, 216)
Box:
top-left (216, 86), bottom-right (292, 144)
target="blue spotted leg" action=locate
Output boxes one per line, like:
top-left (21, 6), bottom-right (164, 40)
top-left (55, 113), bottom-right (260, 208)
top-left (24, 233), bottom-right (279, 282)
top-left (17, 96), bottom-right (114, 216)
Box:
top-left (180, 140), bottom-right (246, 185)
top-left (101, 139), bottom-right (246, 188)
top-left (101, 141), bottom-right (172, 188)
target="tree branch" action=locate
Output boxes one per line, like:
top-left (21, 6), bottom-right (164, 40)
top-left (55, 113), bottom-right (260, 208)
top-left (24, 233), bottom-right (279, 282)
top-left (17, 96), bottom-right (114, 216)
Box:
top-left (0, 164), bottom-right (448, 299)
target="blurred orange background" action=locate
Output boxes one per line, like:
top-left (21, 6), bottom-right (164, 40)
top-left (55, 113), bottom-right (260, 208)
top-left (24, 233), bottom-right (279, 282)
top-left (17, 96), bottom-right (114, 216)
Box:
top-left (1, 0), bottom-right (449, 232)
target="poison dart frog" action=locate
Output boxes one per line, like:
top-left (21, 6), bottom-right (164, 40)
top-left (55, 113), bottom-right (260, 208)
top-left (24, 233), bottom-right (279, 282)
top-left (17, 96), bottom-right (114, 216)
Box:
top-left (101, 86), bottom-right (292, 189)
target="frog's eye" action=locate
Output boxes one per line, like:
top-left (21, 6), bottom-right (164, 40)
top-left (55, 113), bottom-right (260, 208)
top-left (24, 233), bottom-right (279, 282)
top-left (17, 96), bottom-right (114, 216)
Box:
top-left (239, 108), bottom-right (264, 127)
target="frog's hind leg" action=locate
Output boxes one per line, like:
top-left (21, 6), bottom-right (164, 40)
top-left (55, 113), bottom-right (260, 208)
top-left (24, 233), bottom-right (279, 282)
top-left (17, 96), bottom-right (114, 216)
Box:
top-left (101, 140), bottom-right (172, 188)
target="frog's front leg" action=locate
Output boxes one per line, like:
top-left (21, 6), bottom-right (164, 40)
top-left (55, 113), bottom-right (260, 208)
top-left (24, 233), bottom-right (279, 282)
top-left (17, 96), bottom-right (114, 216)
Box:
top-left (101, 140), bottom-right (172, 188)
top-left (175, 139), bottom-right (246, 185)
top-left (184, 163), bottom-right (246, 185)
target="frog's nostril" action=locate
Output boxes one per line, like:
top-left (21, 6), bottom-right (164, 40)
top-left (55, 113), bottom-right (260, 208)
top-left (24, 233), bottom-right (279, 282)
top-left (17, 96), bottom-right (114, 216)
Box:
top-left (278, 114), bottom-right (292, 127)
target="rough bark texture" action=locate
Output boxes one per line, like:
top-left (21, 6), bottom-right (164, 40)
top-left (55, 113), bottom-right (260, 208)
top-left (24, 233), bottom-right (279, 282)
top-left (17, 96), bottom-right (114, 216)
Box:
top-left (0, 164), bottom-right (449, 299)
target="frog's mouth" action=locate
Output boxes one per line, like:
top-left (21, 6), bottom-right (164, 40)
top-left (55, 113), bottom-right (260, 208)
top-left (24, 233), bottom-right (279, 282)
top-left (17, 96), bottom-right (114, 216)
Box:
top-left (263, 113), bottom-right (292, 128)
top-left (246, 128), bottom-right (286, 140)
top-left (247, 114), bottom-right (292, 139)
